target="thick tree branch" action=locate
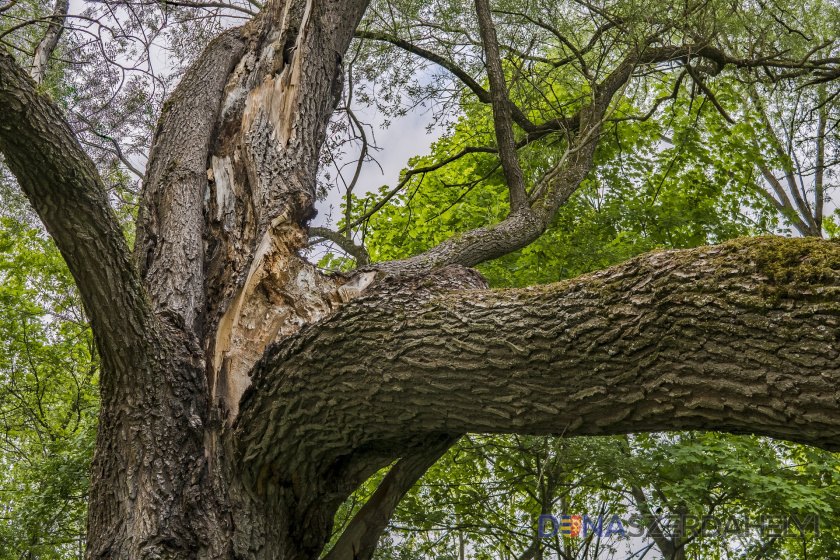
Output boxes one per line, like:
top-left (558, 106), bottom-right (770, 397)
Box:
top-left (237, 237), bottom-right (840, 484)
top-left (133, 28), bottom-right (245, 333)
top-left (0, 47), bottom-right (151, 363)
top-left (474, 0), bottom-right (528, 211)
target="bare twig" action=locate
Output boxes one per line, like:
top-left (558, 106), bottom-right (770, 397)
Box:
top-left (354, 29), bottom-right (538, 133)
top-left (154, 0), bottom-right (257, 16)
top-left (339, 146), bottom-right (497, 233)
top-left (75, 112), bottom-right (145, 180)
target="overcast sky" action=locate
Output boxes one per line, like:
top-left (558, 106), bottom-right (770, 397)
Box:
top-left (312, 102), bottom-right (443, 230)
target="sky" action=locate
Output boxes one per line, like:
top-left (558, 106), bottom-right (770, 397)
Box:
top-left (312, 95), bottom-right (443, 231)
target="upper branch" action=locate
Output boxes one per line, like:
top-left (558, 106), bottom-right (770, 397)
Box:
top-left (354, 29), bottom-right (538, 133)
top-left (748, 83), bottom-right (820, 235)
top-left (815, 90), bottom-right (827, 231)
top-left (154, 0), bottom-right (258, 16)
top-left (236, 236), bottom-right (840, 483)
top-left (358, 40), bottom-right (838, 275)
top-left (474, 0), bottom-right (528, 211)
top-left (29, 0), bottom-right (68, 83)
top-left (0, 48), bottom-right (152, 362)
top-left (361, 43), bottom-right (650, 275)
top-left (309, 227), bottom-right (370, 266)
top-left (133, 28), bottom-right (245, 333)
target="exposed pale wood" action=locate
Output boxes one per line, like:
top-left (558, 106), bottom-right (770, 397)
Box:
top-left (29, 0), bottom-right (67, 83)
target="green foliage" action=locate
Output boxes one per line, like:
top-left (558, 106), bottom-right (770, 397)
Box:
top-left (379, 436), bottom-right (636, 560)
top-left (627, 433), bottom-right (840, 557)
top-left (360, 86), bottom-right (771, 287)
top-left (0, 216), bottom-right (98, 558)
top-left (329, 41), bottom-right (840, 560)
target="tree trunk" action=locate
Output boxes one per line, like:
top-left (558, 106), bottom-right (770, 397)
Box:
top-left (2, 1), bottom-right (840, 558)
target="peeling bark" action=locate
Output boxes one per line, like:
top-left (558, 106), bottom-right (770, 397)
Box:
top-left (199, 0), bottom-right (370, 422)
top-left (210, 219), bottom-right (344, 419)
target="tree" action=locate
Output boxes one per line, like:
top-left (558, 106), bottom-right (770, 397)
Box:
top-left (1, 0), bottom-right (840, 557)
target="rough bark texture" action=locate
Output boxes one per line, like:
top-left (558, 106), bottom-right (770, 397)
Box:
top-left (0, 48), bottom-right (146, 370)
top-left (0, 47), bottom-right (213, 559)
top-left (474, 0), bottom-right (528, 211)
top-left (237, 237), bottom-right (840, 484)
top-left (135, 28), bottom-right (246, 336)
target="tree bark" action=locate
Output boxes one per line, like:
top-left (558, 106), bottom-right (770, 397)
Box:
top-left (237, 237), bottom-right (840, 484)
top-left (0, 46), bottom-right (215, 559)
top-left (474, 0), bottom-right (528, 211)
top-left (29, 0), bottom-right (68, 83)
top-left (134, 27), bottom-right (246, 336)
